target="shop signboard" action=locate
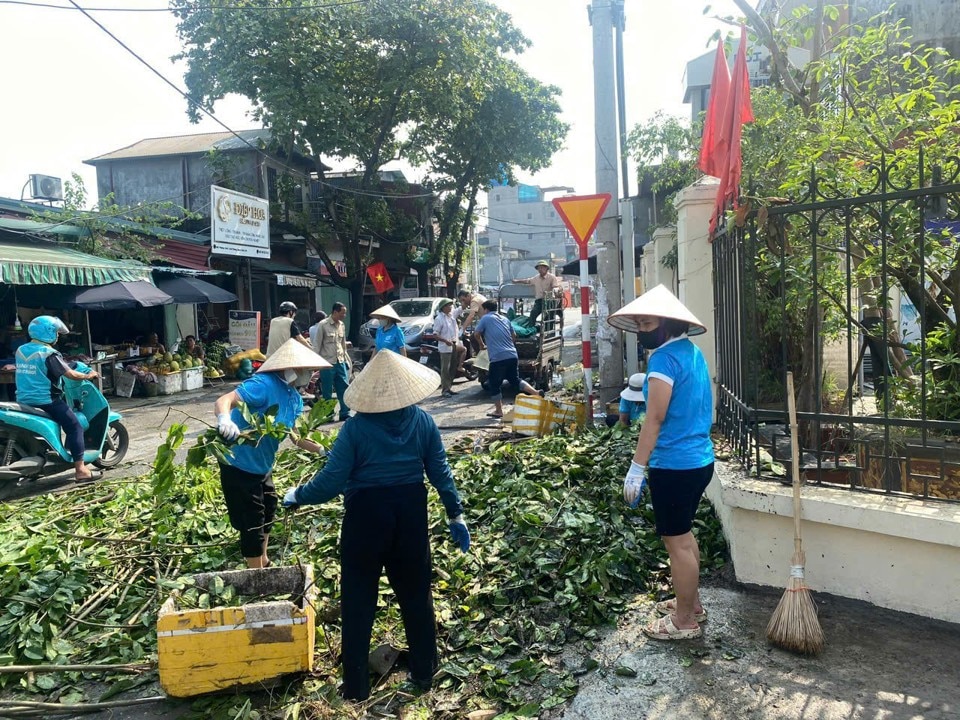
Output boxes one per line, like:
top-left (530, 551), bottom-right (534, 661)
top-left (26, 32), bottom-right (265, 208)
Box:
top-left (211, 186), bottom-right (271, 258)
top-left (229, 310), bottom-right (261, 350)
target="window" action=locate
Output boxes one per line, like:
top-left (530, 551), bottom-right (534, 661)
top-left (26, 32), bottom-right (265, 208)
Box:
top-left (527, 233), bottom-right (533, 240)
top-left (495, 194), bottom-right (501, 202)
top-left (527, 212), bottom-right (532, 220)
top-left (550, 210), bottom-right (555, 217)
top-left (551, 232), bottom-right (556, 238)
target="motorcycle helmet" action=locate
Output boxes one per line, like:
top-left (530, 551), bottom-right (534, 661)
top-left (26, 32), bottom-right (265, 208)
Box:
top-left (279, 301), bottom-right (297, 315)
top-left (28, 315), bottom-right (69, 344)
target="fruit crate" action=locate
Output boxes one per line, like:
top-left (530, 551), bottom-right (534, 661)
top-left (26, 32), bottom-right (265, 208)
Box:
top-left (157, 371), bottom-right (183, 395)
top-left (182, 366), bottom-right (204, 391)
top-left (157, 565), bottom-right (317, 698)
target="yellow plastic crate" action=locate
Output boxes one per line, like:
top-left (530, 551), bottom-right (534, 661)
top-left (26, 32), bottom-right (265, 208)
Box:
top-left (157, 565), bottom-right (318, 698)
top-left (512, 394), bottom-right (587, 436)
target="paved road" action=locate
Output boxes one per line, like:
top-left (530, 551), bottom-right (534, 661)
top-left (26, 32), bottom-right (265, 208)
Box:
top-left (0, 372), bottom-right (507, 502)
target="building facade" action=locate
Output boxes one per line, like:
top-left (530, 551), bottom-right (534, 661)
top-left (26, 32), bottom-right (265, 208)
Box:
top-left (480, 183), bottom-right (575, 284)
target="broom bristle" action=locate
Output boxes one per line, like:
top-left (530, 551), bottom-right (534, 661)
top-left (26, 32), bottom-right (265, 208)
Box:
top-left (766, 558), bottom-right (825, 655)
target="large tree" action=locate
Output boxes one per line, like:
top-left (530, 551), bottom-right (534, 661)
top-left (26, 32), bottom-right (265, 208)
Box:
top-left (172, 0), bottom-right (566, 334)
top-left (703, 3), bottom-right (960, 421)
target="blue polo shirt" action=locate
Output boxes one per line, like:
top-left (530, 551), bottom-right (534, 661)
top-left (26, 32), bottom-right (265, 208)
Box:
top-left (646, 337), bottom-right (714, 470)
top-left (225, 372), bottom-right (303, 476)
top-left (618, 398), bottom-right (646, 424)
top-left (475, 312), bottom-right (517, 363)
top-left (375, 324), bottom-right (406, 354)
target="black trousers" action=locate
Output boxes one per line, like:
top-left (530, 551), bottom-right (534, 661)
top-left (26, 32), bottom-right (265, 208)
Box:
top-left (340, 482), bottom-right (437, 700)
top-left (217, 463), bottom-right (277, 559)
top-left (529, 298), bottom-right (544, 326)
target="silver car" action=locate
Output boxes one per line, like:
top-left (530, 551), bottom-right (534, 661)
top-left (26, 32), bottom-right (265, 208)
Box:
top-left (358, 297), bottom-right (450, 357)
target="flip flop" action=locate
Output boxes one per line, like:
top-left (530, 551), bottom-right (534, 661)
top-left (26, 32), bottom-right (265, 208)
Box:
top-left (486, 412), bottom-right (503, 418)
top-left (655, 599), bottom-right (708, 623)
top-left (643, 614), bottom-right (702, 641)
top-left (75, 469), bottom-right (103, 483)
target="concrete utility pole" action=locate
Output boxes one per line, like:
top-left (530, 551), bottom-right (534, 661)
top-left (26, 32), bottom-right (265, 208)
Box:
top-left (590, 0), bottom-right (625, 404)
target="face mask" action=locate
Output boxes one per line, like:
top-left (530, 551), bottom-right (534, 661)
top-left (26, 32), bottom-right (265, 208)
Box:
top-left (637, 326), bottom-right (668, 350)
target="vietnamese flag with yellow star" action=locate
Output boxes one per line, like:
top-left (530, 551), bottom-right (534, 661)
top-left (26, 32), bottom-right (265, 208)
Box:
top-left (366, 261), bottom-right (394, 293)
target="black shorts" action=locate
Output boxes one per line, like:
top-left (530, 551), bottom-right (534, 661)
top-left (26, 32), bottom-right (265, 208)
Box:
top-left (648, 463), bottom-right (715, 537)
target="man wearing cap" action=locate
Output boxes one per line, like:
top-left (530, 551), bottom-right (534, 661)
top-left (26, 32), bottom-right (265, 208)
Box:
top-left (213, 339), bottom-right (330, 569)
top-left (608, 284), bottom-right (714, 641)
top-left (281, 351), bottom-right (470, 701)
top-left (315, 302), bottom-right (352, 421)
top-left (513, 260), bottom-right (562, 326)
top-left (432, 298), bottom-right (460, 397)
top-left (267, 301), bottom-right (312, 357)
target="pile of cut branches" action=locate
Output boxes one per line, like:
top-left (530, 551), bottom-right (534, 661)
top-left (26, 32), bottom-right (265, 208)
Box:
top-left (0, 423), bottom-right (726, 719)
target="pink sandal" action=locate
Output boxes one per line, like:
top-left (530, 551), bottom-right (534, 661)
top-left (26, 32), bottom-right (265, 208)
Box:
top-left (643, 614), bottom-right (702, 641)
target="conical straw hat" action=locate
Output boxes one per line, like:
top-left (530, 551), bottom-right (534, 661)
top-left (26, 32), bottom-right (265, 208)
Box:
top-left (608, 284), bottom-right (706, 335)
top-left (370, 304), bottom-right (402, 323)
top-left (344, 348), bottom-right (440, 413)
top-left (257, 338), bottom-right (331, 374)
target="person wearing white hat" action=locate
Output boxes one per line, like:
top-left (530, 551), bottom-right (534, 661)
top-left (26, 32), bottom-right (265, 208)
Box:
top-left (616, 372), bottom-right (647, 428)
top-left (513, 259), bottom-right (561, 326)
top-left (213, 339), bottom-right (331, 569)
top-left (281, 350), bottom-right (469, 701)
top-left (370, 304), bottom-right (406, 358)
top-left (608, 284), bottom-right (714, 641)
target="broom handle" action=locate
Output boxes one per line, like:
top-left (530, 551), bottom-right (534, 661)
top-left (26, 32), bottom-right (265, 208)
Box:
top-left (786, 372), bottom-right (803, 550)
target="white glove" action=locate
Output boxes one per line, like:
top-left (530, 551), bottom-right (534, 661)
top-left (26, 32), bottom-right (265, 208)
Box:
top-left (282, 487), bottom-right (299, 509)
top-left (623, 461), bottom-right (647, 509)
top-left (217, 412), bottom-right (240, 442)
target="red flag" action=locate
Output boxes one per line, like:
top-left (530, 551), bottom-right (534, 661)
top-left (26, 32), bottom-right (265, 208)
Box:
top-left (698, 41), bottom-right (731, 177)
top-left (366, 262), bottom-right (394, 293)
top-left (710, 25), bottom-right (755, 235)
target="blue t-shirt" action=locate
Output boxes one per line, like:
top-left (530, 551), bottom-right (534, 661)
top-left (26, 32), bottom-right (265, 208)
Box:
top-left (375, 324), bottom-right (406, 354)
top-left (294, 405), bottom-right (464, 519)
top-left (618, 397), bottom-right (646, 424)
top-left (646, 337), bottom-right (714, 470)
top-left (475, 312), bottom-right (518, 363)
top-left (226, 372), bottom-right (303, 476)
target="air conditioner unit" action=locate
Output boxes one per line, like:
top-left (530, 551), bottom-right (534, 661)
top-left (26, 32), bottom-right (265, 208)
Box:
top-left (29, 174), bottom-right (63, 202)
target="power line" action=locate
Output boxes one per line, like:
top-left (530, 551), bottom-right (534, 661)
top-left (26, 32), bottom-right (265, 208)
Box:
top-left (64, 0), bottom-right (437, 202)
top-left (1, 0), bottom-right (367, 11)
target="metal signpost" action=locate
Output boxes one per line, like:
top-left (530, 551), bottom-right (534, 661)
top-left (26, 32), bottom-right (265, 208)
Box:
top-left (551, 193), bottom-right (612, 423)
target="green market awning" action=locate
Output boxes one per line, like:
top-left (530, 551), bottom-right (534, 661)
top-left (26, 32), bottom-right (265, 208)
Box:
top-left (0, 240), bottom-right (152, 286)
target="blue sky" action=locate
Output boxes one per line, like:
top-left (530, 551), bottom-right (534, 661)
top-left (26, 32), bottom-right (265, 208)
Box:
top-left (1, 0), bottom-right (743, 203)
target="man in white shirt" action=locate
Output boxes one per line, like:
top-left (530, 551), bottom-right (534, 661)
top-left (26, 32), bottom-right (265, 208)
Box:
top-left (514, 260), bottom-right (561, 326)
top-left (432, 298), bottom-right (460, 397)
top-left (308, 311), bottom-right (327, 352)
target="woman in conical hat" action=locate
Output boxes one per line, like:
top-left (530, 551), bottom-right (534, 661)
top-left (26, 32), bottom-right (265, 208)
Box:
top-left (608, 284), bottom-right (714, 641)
top-left (213, 339), bottom-right (330, 569)
top-left (370, 303), bottom-right (407, 358)
top-left (282, 350), bottom-right (470, 701)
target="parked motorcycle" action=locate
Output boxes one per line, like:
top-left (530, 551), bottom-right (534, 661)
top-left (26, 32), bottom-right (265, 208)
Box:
top-left (0, 362), bottom-right (129, 483)
top-left (419, 330), bottom-right (478, 381)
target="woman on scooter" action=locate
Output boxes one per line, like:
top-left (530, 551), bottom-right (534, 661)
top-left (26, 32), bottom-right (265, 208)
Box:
top-left (15, 315), bottom-right (101, 483)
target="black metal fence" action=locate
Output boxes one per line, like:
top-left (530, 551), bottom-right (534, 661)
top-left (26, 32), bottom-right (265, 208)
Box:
top-left (713, 153), bottom-right (960, 503)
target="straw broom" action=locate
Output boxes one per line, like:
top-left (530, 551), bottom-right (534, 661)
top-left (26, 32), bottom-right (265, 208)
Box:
top-left (766, 372), bottom-right (825, 655)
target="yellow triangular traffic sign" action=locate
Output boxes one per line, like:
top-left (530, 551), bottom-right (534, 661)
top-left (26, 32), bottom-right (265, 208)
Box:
top-left (551, 193), bottom-right (612, 247)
